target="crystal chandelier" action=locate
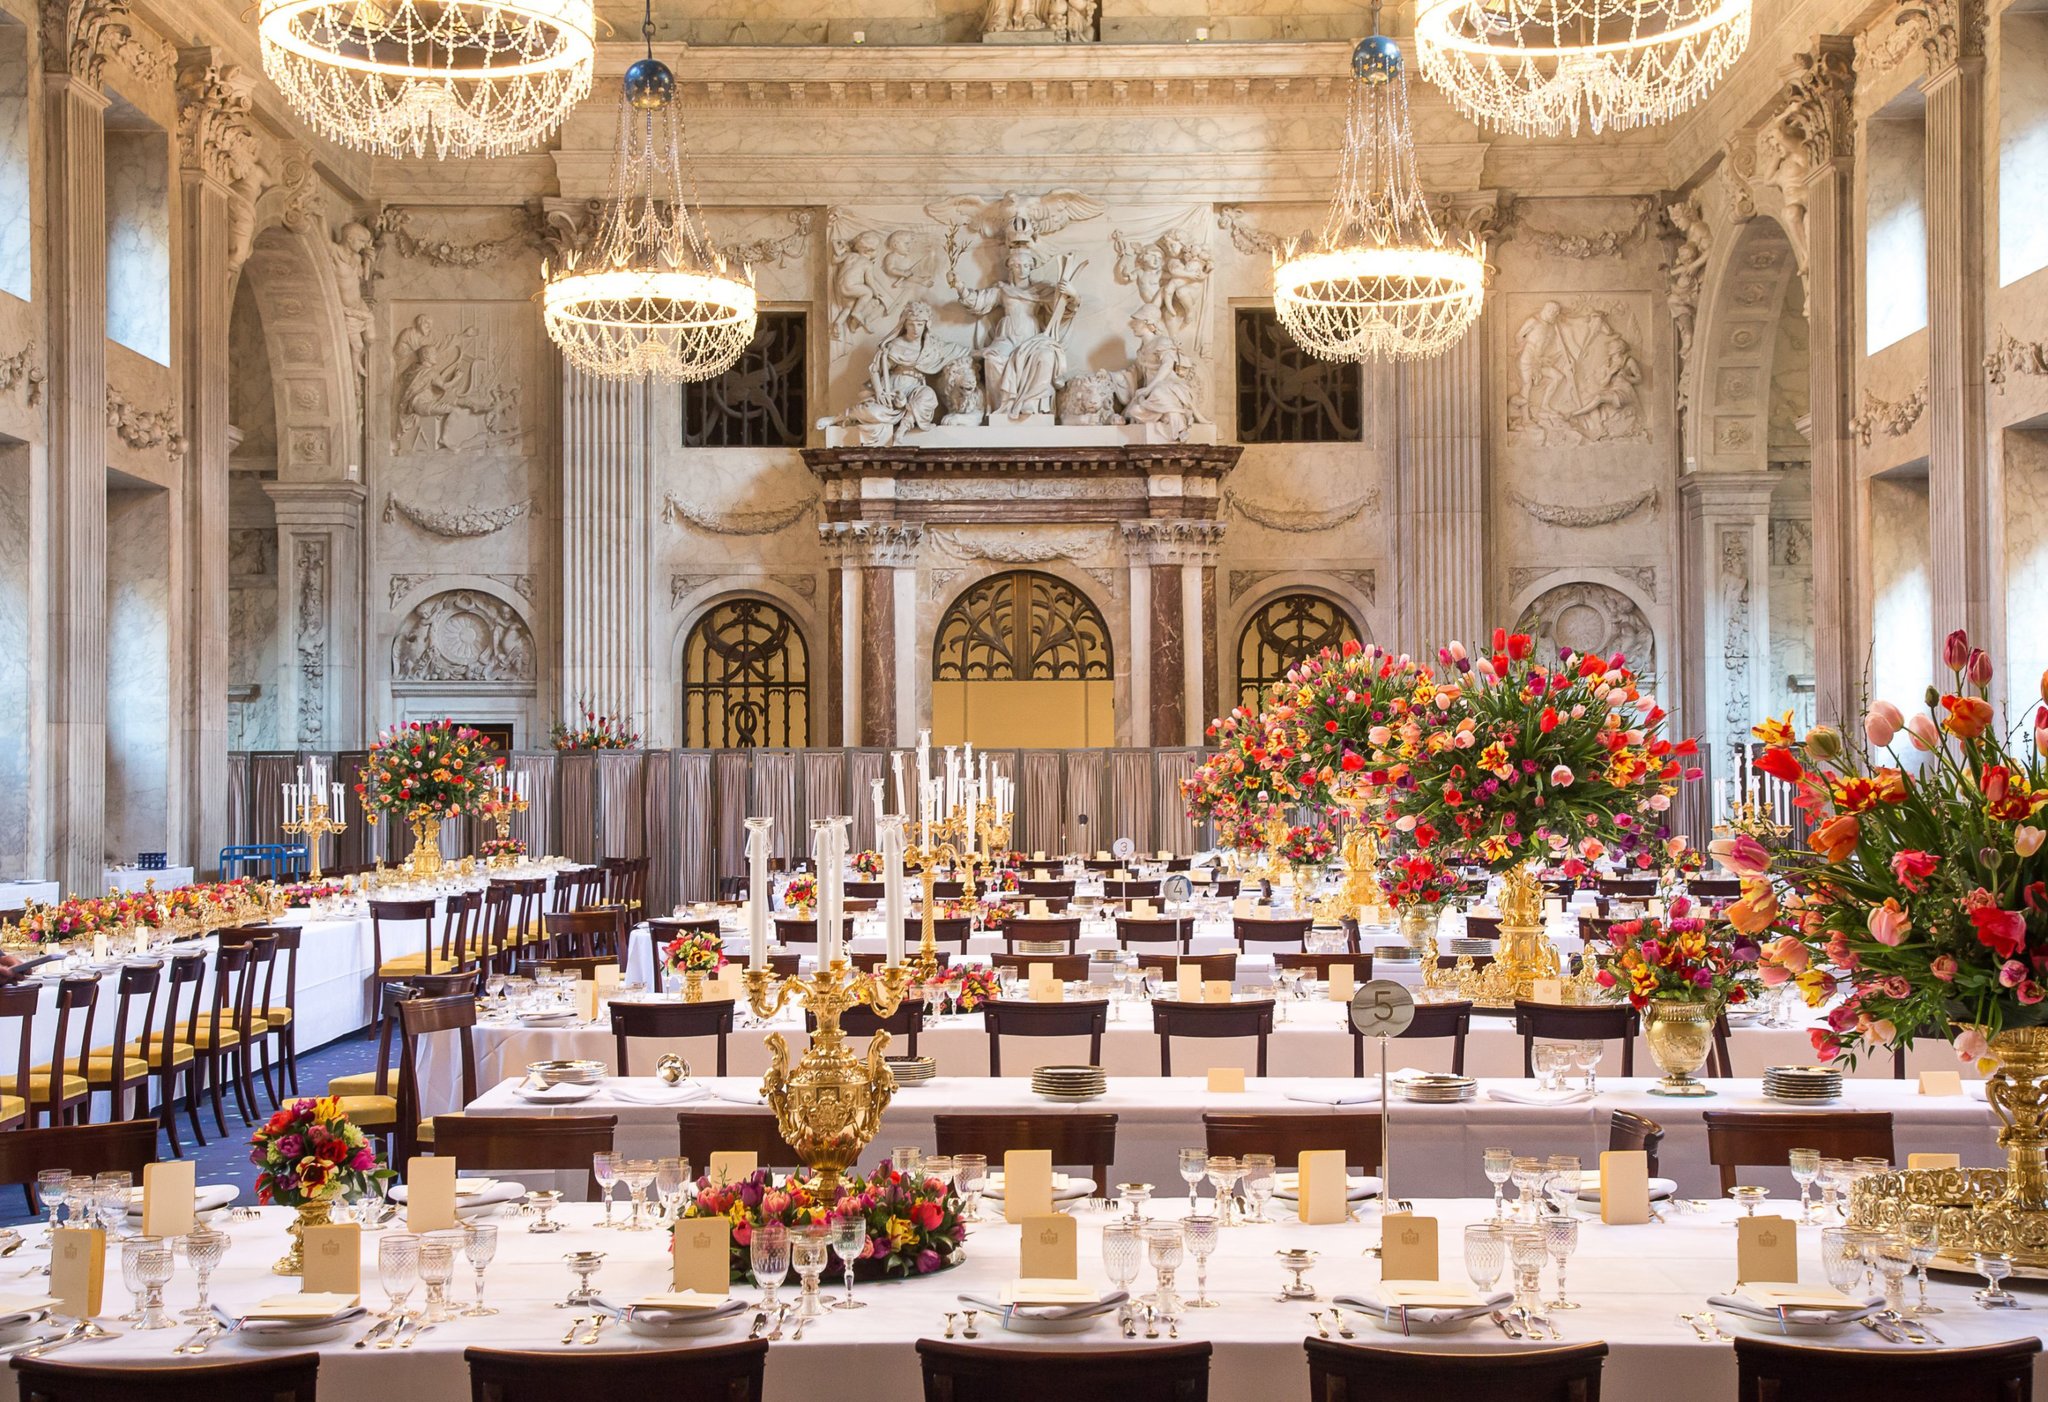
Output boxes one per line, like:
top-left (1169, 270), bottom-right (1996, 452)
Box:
top-left (258, 0), bottom-right (594, 159)
top-left (1413, 0), bottom-right (1750, 137)
top-left (1272, 21), bottom-right (1487, 363)
top-left (541, 15), bottom-right (757, 383)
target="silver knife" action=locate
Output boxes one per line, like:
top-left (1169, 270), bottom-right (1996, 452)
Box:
top-left (1491, 1310), bottom-right (1523, 1339)
top-left (376, 1312), bottom-right (412, 1349)
top-left (353, 1315), bottom-right (397, 1349)
top-left (19, 1326), bottom-right (95, 1360)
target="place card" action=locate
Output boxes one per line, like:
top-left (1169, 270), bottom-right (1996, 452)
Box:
top-left (1202, 980), bottom-right (1233, 1004)
top-left (595, 964), bottom-right (622, 994)
top-left (1543, 897), bottom-right (1565, 917)
top-left (1094, 851), bottom-right (1111, 861)
top-left (1233, 897), bottom-right (1255, 917)
top-left (1206, 1067), bottom-right (1246, 1093)
top-left (707, 1151), bottom-right (757, 1187)
top-left (48, 1228), bottom-right (102, 1320)
top-left (1190, 869), bottom-right (1212, 885)
top-left (1001, 1280), bottom-right (1097, 1305)
top-left (572, 980), bottom-right (600, 1021)
top-left (1599, 1150), bottom-right (1651, 1226)
top-left (91, 933), bottom-right (108, 962)
top-left (1907, 1153), bottom-right (1962, 1170)
top-left (1029, 899), bottom-right (1050, 917)
top-left (1918, 1071), bottom-right (1963, 1097)
top-left (406, 1156), bottom-right (459, 1233)
top-left (1131, 900), bottom-right (1157, 917)
top-left (301, 1224), bottom-right (362, 1297)
top-left (1326, 964), bottom-right (1356, 1002)
top-left (1019, 1214), bottom-right (1077, 1280)
top-left (1529, 977), bottom-right (1564, 1005)
top-left (671, 1217), bottom-right (732, 1295)
top-left (1379, 1214), bottom-right (1439, 1281)
top-left (1112, 869), bottom-right (1130, 882)
top-left (1156, 850), bottom-right (1172, 861)
top-left (1736, 1215), bottom-right (1798, 1285)
top-left (1175, 967), bottom-right (1202, 1003)
top-left (1031, 851), bottom-right (1048, 862)
top-left (1029, 964), bottom-right (1064, 1004)
top-left (1296, 1149), bottom-right (1349, 1225)
top-left (141, 1159), bottom-right (196, 1239)
top-left (1002, 1149), bottom-right (1055, 1223)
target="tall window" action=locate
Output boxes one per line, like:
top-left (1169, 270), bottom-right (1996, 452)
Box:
top-left (1234, 308), bottom-right (1363, 443)
top-left (931, 570), bottom-right (1113, 746)
top-left (681, 311), bottom-right (807, 447)
top-left (683, 598), bottom-right (810, 748)
top-left (1236, 592), bottom-right (1359, 709)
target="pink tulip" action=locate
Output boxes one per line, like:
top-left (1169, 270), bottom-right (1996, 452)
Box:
top-left (1863, 701), bottom-right (1903, 748)
top-left (1866, 899), bottom-right (1911, 947)
top-left (2020, 827), bottom-right (2046, 858)
top-left (1969, 648), bottom-right (1995, 686)
top-left (1944, 630), bottom-right (1972, 670)
top-left (1905, 714), bottom-right (1942, 752)
top-left (1956, 1027), bottom-right (1990, 1063)
top-left (1709, 833), bottom-right (1771, 879)
top-left (1931, 955), bottom-right (1958, 981)
top-left (1549, 765), bottom-right (1575, 787)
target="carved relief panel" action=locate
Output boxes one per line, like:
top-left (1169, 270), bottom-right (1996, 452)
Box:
top-left (1502, 293), bottom-right (1653, 446)
top-left (384, 302), bottom-right (534, 458)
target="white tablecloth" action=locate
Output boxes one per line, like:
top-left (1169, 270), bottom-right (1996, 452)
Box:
top-left (101, 867), bottom-right (195, 895)
top-left (461, 1073), bottom-right (2002, 1197)
top-left (11, 1197), bottom-right (2044, 1402)
top-left (0, 882), bottom-right (58, 914)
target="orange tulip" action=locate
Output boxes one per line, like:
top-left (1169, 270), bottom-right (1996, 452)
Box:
top-left (1809, 813), bottom-right (1862, 861)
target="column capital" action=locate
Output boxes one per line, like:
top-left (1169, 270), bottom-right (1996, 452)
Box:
top-left (819, 520), bottom-right (922, 568)
top-left (1677, 469), bottom-right (1782, 517)
top-left (175, 53), bottom-right (262, 186)
top-left (1899, 0), bottom-right (1986, 73)
top-left (1781, 37), bottom-right (1856, 169)
top-left (38, 0), bottom-right (142, 89)
top-left (1118, 518), bottom-right (1225, 566)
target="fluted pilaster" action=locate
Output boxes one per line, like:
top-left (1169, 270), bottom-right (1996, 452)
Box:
top-left (1395, 321), bottom-right (1487, 654)
top-left (560, 369), bottom-right (652, 725)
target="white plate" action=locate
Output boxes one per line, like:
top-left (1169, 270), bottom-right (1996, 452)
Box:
top-left (514, 1082), bottom-right (600, 1104)
top-left (1726, 1312), bottom-right (1863, 1337)
top-left (1575, 1174), bottom-right (1678, 1203)
top-left (519, 1012), bottom-right (581, 1028)
top-left (982, 1174), bottom-right (1097, 1203)
top-left (623, 1304), bottom-right (749, 1337)
top-left (387, 1181), bottom-right (525, 1215)
top-left (0, 1312), bottom-right (47, 1345)
top-left (127, 1184), bottom-right (239, 1218)
top-left (238, 1309), bottom-right (367, 1347)
top-left (1366, 1309), bottom-right (1483, 1334)
top-left (1270, 1175), bottom-right (1384, 1204)
top-left (996, 1311), bottom-right (1112, 1335)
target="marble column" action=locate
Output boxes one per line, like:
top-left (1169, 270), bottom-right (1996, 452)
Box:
top-left (264, 482), bottom-right (366, 749)
top-left (42, 64), bottom-right (110, 894)
top-left (560, 369), bottom-right (652, 727)
top-left (1121, 520), bottom-right (1224, 745)
top-left (1922, 4), bottom-right (1994, 660)
top-left (176, 52), bottom-right (258, 875)
top-left (820, 521), bottom-right (920, 746)
top-left (1679, 473), bottom-right (1778, 772)
top-left (1395, 317), bottom-right (1487, 655)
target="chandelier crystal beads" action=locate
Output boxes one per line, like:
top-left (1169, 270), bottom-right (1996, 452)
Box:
top-left (1413, 0), bottom-right (1751, 137)
top-left (542, 35), bottom-right (757, 383)
top-left (257, 0), bottom-right (594, 159)
top-left (1272, 30), bottom-right (1487, 363)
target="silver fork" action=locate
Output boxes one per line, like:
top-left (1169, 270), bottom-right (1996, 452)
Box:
top-left (377, 1312), bottom-right (413, 1349)
top-left (580, 1316), bottom-right (608, 1345)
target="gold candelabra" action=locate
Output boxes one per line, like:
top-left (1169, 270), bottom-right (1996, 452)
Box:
top-left (1715, 797), bottom-right (1790, 845)
top-left (282, 800), bottom-right (347, 882)
top-left (744, 957), bottom-right (912, 1197)
top-left (487, 792), bottom-right (531, 867)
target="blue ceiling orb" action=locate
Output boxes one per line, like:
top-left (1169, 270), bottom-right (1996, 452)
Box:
top-left (623, 56), bottom-right (675, 111)
top-left (1353, 33), bottom-right (1403, 84)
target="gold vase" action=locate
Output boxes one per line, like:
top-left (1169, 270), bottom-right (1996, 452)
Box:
top-left (1642, 999), bottom-right (1717, 1097)
top-left (274, 1198), bottom-right (333, 1275)
top-left (683, 968), bottom-right (706, 1004)
top-left (406, 816), bottom-right (444, 878)
top-left (1398, 905), bottom-right (1434, 954)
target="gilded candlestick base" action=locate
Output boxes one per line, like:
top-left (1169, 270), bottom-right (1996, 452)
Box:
top-left (1458, 862), bottom-right (1559, 1008)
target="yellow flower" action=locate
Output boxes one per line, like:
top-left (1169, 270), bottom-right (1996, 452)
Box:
top-left (887, 1216), bottom-right (918, 1249)
top-left (1751, 711), bottom-right (1797, 748)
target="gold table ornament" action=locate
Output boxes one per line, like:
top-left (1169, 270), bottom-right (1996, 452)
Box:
top-left (745, 956), bottom-right (913, 1197)
top-left (487, 790), bottom-right (531, 868)
top-left (281, 798), bottom-right (347, 882)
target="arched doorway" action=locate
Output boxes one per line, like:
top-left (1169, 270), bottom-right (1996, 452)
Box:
top-left (683, 598), bottom-right (811, 748)
top-left (1234, 591), bottom-right (1360, 710)
top-left (930, 570), bottom-right (1113, 746)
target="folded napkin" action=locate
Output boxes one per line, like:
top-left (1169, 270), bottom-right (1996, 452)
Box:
top-left (1283, 1086), bottom-right (1383, 1107)
top-left (244, 1295), bottom-right (362, 1322)
top-left (1486, 1086), bottom-right (1594, 1106)
top-left (0, 1296), bottom-right (59, 1321)
top-left (611, 1081), bottom-right (710, 1106)
top-left (1335, 1288), bottom-right (1512, 1329)
top-left (1707, 1291), bottom-right (1882, 1328)
top-left (701, 1087), bottom-right (769, 1107)
top-left (958, 1290), bottom-right (1126, 1321)
top-left (514, 1081), bottom-right (599, 1103)
top-left (630, 1291), bottom-right (737, 1312)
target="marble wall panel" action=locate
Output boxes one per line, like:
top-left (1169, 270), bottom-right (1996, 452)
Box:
top-left (0, 16), bottom-right (28, 303)
top-left (2003, 428), bottom-right (2048, 727)
top-left (106, 488), bottom-right (171, 861)
top-left (1868, 472), bottom-right (1933, 714)
top-left (104, 122), bottom-right (171, 366)
top-left (0, 442), bottom-right (29, 874)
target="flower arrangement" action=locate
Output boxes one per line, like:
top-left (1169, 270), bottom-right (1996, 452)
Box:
top-left (1597, 896), bottom-right (1759, 1010)
top-left (934, 962), bottom-right (1000, 1012)
top-left (972, 900), bottom-right (1014, 930)
top-left (4, 878), bottom-right (283, 946)
top-left (1275, 821), bottom-right (1339, 868)
top-left (355, 719), bottom-right (497, 820)
top-left (550, 699), bottom-right (641, 751)
top-left (851, 850), bottom-right (884, 879)
top-left (1721, 631), bottom-right (2048, 1066)
top-left (280, 881), bottom-right (345, 907)
top-left (1183, 705), bottom-right (1308, 836)
top-left (480, 837), bottom-right (526, 862)
top-left (1379, 850), bottom-right (1468, 913)
top-left (249, 1096), bottom-right (388, 1207)
top-left (985, 867), bottom-right (1019, 894)
top-left (680, 1164), bottom-right (964, 1282)
top-left (664, 929), bottom-right (726, 976)
top-left (783, 873), bottom-right (817, 914)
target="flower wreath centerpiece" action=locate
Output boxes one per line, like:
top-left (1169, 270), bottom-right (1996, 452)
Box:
top-left (356, 719), bottom-right (498, 877)
top-left (681, 1162), bottom-right (965, 1283)
top-left (782, 873), bottom-right (817, 917)
top-left (480, 836), bottom-right (527, 863)
top-left (251, 1096), bottom-right (391, 1274)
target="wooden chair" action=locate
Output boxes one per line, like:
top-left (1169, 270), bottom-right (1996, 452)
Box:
top-left (1274, 952), bottom-right (1375, 981)
top-left (370, 898), bottom-right (459, 1020)
top-left (329, 983), bottom-right (406, 1146)
top-left (1608, 1110), bottom-right (1665, 1177)
top-left (810, 1002), bottom-right (923, 1057)
top-left (139, 952), bottom-right (208, 1152)
top-left (932, 1112), bottom-right (1117, 1189)
top-left (1463, 914), bottom-right (1503, 942)
top-left (1733, 1335), bottom-right (2038, 1402)
top-left (0, 985), bottom-right (34, 1133)
top-left (992, 953), bottom-right (1092, 983)
top-left (1703, 1110), bottom-right (1896, 1193)
top-left (1233, 916), bottom-right (1313, 950)
top-left (1514, 1001), bottom-right (1638, 1077)
top-left (982, 999), bottom-right (1107, 1075)
top-left (1133, 952), bottom-right (1239, 982)
top-left (1104, 879), bottom-right (1163, 902)
top-left (675, 1111), bottom-right (796, 1171)
top-left (929, 880), bottom-right (966, 901)
top-left (429, 1114), bottom-right (619, 1200)
top-left (531, 956), bottom-right (612, 981)
top-left (774, 915), bottom-right (856, 947)
top-left (82, 963), bottom-right (161, 1127)
top-left (0, 1120), bottom-right (160, 1192)
top-left (542, 910), bottom-right (618, 962)
top-left (1004, 916), bottom-right (1083, 950)
top-left (845, 880), bottom-right (887, 900)
top-left (611, 1000), bottom-right (735, 1077)
top-left (1153, 999), bottom-right (1276, 1075)
top-left (498, 876), bottom-right (549, 957)
top-left (1016, 879), bottom-right (1076, 902)
top-left (464, 1341), bottom-right (766, 1402)
top-left (1708, 1009), bottom-right (1736, 1079)
top-left (1117, 915), bottom-right (1191, 951)
top-left (225, 930), bottom-right (285, 1107)
top-left (852, 950), bottom-right (952, 973)
top-left (1196, 877), bottom-right (1241, 899)
top-left (917, 1339), bottom-right (1210, 1402)
top-left (396, 994), bottom-right (480, 1165)
top-left (908, 916), bottom-right (975, 952)
top-left (26, 977), bottom-right (98, 1126)
top-left (644, 917), bottom-right (721, 980)
top-left (254, 925), bottom-right (304, 1096)
top-left (14, 1353), bottom-right (320, 1402)
top-left (767, 953), bottom-right (803, 979)
top-left (1202, 1111), bottom-right (1383, 1172)
top-left (1354, 1000), bottom-right (1474, 1076)
top-left (1305, 1339), bottom-right (1607, 1402)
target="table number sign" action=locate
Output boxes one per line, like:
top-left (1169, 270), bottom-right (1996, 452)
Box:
top-left (49, 1228), bottom-right (103, 1320)
top-left (707, 1152), bottom-right (758, 1187)
top-left (1379, 1213), bottom-right (1438, 1280)
top-left (672, 1216), bottom-right (732, 1295)
top-left (1736, 1215), bottom-right (1798, 1285)
top-left (406, 1156), bottom-right (459, 1233)
top-left (1019, 1214), bottom-right (1077, 1280)
top-left (141, 1160), bottom-right (196, 1239)
top-left (1002, 1149), bottom-right (1055, 1223)
top-left (301, 1223), bottom-right (362, 1297)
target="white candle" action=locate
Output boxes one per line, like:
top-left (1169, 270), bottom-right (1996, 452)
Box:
top-left (745, 816), bottom-right (773, 968)
top-left (892, 751), bottom-right (906, 817)
top-left (280, 783), bottom-right (292, 821)
top-left (880, 816), bottom-right (907, 966)
top-left (870, 778), bottom-right (885, 826)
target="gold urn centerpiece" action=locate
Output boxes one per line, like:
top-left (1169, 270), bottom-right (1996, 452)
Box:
top-left (355, 720), bottom-right (500, 877)
top-left (1640, 998), bottom-right (1717, 1096)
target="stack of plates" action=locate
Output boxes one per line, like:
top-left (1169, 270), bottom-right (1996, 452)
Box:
top-left (1448, 939), bottom-right (1494, 957)
top-left (526, 1058), bottom-right (608, 1087)
top-left (885, 1055), bottom-right (936, 1087)
top-left (1398, 1073), bottom-right (1477, 1104)
top-left (1764, 1065), bottom-right (1843, 1102)
top-left (1032, 1065), bottom-right (1107, 1102)
top-left (1014, 940), bottom-right (1067, 955)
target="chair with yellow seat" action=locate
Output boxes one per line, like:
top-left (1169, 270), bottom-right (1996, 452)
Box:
top-left (369, 898), bottom-right (473, 1030)
top-left (138, 951), bottom-right (208, 1155)
top-left (26, 977), bottom-right (99, 1126)
top-left (473, 884), bottom-right (516, 976)
top-left (0, 983), bottom-right (36, 1133)
top-left (253, 924), bottom-right (303, 1098)
top-left (83, 963), bottom-right (162, 1126)
top-left (327, 982), bottom-right (408, 1148)
top-left (395, 993), bottom-right (480, 1168)
top-left (542, 910), bottom-right (620, 964)
top-left (220, 930), bottom-right (285, 1109)
top-left (497, 877), bottom-right (550, 957)
top-left (175, 941), bottom-right (259, 1135)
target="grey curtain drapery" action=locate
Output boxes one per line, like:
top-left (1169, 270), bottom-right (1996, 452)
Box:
top-left (674, 752), bottom-right (715, 902)
top-left (596, 751), bottom-right (646, 860)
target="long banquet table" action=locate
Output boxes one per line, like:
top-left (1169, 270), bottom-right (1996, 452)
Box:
top-left (461, 1073), bottom-right (2003, 1198)
top-left (14, 1196), bottom-right (2047, 1402)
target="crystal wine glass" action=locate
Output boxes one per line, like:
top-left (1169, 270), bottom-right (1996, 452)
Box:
top-left (379, 1233), bottom-right (421, 1318)
top-left (1787, 1148), bottom-right (1821, 1223)
top-left (1181, 1213), bottom-right (1219, 1308)
top-left (1511, 1157), bottom-right (1545, 1224)
top-left (1865, 1234), bottom-right (1915, 1317)
top-left (619, 1159), bottom-right (657, 1231)
top-left (1204, 1156), bottom-right (1243, 1227)
top-left (592, 1152), bottom-right (619, 1228)
top-left (1820, 1226), bottom-right (1865, 1296)
top-left (750, 1222), bottom-right (790, 1310)
top-left (791, 1225), bottom-right (831, 1318)
top-left (830, 1214), bottom-right (869, 1310)
top-left (131, 1238), bottom-right (174, 1330)
top-left (1463, 1222), bottom-right (1505, 1293)
top-left (1817, 1158), bottom-right (1849, 1218)
top-left (1572, 1040), bottom-right (1604, 1096)
top-left (953, 1154), bottom-right (988, 1223)
top-left (923, 1155), bottom-right (956, 1193)
top-left (1505, 1226), bottom-right (1547, 1319)
top-left (1482, 1148), bottom-right (1514, 1221)
top-left (94, 1172), bottom-right (131, 1241)
top-left (1178, 1148), bottom-right (1207, 1209)
top-left (1541, 1213), bottom-right (1579, 1310)
top-left (1144, 1221), bottom-right (1184, 1318)
top-left (655, 1157), bottom-right (689, 1222)
top-left (174, 1226), bottom-right (226, 1322)
top-left (1102, 1221), bottom-right (1141, 1323)
top-left (462, 1221), bottom-right (499, 1316)
top-left (62, 1175), bottom-right (93, 1229)
top-left (1973, 1251), bottom-right (2027, 1309)
top-left (1545, 1155), bottom-right (1580, 1216)
top-left (417, 1232), bottom-right (460, 1322)
top-left (117, 1234), bottom-right (158, 1323)
top-left (35, 1169), bottom-right (69, 1238)
top-left (1241, 1154), bottom-right (1276, 1224)
top-left (1900, 1216), bottom-right (1942, 1316)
